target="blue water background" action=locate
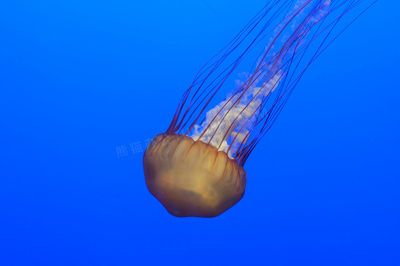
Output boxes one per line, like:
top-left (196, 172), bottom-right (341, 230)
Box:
top-left (1, 1), bottom-right (399, 265)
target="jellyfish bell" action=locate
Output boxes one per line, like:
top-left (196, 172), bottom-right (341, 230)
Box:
top-left (144, 134), bottom-right (246, 217)
top-left (143, 0), bottom-right (374, 218)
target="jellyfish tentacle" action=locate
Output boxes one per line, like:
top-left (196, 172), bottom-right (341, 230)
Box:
top-left (169, 0), bottom-right (285, 134)
top-left (240, 1), bottom-right (375, 164)
top-left (178, 0), bottom-right (298, 135)
top-left (198, 0), bottom-right (329, 156)
top-left (169, 0), bottom-right (375, 164)
top-left (191, 1), bottom-right (314, 146)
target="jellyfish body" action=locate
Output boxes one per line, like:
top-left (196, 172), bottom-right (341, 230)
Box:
top-left (144, 134), bottom-right (246, 217)
top-left (144, 0), bottom-right (374, 217)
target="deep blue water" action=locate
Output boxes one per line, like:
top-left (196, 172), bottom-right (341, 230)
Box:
top-left (1, 1), bottom-right (399, 265)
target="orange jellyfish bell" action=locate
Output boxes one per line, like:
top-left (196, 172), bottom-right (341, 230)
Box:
top-left (144, 134), bottom-right (246, 217)
top-left (143, 0), bottom-right (373, 217)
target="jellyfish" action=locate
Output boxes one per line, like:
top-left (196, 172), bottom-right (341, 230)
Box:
top-left (143, 0), bottom-right (375, 217)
